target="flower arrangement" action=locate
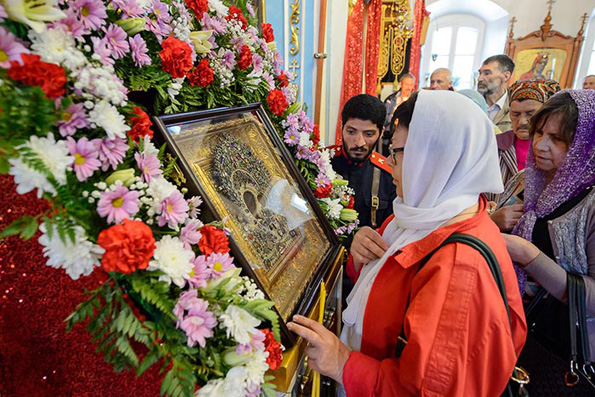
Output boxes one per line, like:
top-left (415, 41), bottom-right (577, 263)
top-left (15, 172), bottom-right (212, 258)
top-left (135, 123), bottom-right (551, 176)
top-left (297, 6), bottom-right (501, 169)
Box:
top-left (0, 0), bottom-right (355, 394)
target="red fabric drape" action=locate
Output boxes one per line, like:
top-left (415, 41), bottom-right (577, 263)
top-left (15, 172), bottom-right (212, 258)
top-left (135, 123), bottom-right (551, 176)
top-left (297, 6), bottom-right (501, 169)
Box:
top-left (409, 0), bottom-right (430, 90)
top-left (334, 0), bottom-right (383, 145)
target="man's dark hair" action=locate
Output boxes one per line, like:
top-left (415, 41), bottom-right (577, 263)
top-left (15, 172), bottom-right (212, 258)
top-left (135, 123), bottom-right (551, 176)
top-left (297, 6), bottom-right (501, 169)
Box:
top-left (482, 54), bottom-right (515, 74)
top-left (386, 91), bottom-right (419, 139)
top-left (530, 92), bottom-right (578, 146)
top-left (341, 94), bottom-right (386, 132)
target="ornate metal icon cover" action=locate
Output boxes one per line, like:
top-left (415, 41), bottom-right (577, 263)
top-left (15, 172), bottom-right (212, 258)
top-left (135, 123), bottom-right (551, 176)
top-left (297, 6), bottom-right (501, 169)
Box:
top-left (162, 110), bottom-right (330, 321)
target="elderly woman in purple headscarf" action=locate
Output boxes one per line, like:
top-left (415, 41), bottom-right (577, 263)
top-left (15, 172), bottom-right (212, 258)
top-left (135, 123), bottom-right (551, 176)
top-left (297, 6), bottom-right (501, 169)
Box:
top-left (502, 89), bottom-right (595, 395)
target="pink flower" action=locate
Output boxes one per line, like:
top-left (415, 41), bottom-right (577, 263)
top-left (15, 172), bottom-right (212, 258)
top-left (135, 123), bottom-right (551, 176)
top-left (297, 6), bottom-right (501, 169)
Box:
top-left (97, 185), bottom-right (140, 224)
top-left (180, 219), bottom-right (202, 250)
top-left (252, 53), bottom-right (263, 74)
top-left (98, 137), bottom-right (128, 171)
top-left (57, 102), bottom-right (89, 136)
top-left (174, 290), bottom-right (217, 348)
top-left (50, 10), bottom-right (88, 39)
top-left (67, 137), bottom-right (102, 181)
top-left (103, 24), bottom-right (130, 59)
top-left (236, 329), bottom-right (265, 354)
top-left (195, 252), bottom-right (234, 279)
top-left (111, 0), bottom-right (144, 17)
top-left (0, 27), bottom-right (29, 69)
top-left (158, 190), bottom-right (189, 229)
top-left (135, 152), bottom-right (162, 183)
top-left (129, 34), bottom-right (151, 67)
top-left (72, 0), bottom-right (107, 30)
top-left (187, 195), bottom-right (202, 219)
top-left (316, 173), bottom-right (331, 188)
top-left (0, 4), bottom-right (7, 20)
top-left (201, 14), bottom-right (226, 34)
top-left (284, 128), bottom-right (299, 146)
top-left (188, 254), bottom-right (208, 288)
top-left (91, 37), bottom-right (114, 66)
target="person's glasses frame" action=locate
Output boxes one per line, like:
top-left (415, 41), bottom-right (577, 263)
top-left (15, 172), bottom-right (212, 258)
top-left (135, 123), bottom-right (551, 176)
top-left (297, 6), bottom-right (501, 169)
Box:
top-left (388, 144), bottom-right (404, 163)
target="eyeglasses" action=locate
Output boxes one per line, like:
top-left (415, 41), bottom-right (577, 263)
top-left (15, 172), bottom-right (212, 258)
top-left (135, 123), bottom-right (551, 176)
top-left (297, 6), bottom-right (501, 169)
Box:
top-left (388, 144), bottom-right (404, 163)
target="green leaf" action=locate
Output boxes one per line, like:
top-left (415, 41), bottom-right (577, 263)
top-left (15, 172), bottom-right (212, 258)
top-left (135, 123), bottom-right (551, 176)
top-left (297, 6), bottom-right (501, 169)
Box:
top-left (137, 349), bottom-right (162, 376)
top-left (0, 216), bottom-right (38, 240)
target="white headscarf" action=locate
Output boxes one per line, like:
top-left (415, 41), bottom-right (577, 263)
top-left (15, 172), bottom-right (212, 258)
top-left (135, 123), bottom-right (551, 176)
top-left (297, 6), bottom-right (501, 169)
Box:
top-left (341, 90), bottom-right (504, 351)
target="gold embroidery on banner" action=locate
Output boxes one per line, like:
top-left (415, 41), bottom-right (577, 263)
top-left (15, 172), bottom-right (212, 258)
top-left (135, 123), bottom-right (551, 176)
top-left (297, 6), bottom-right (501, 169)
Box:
top-left (377, 0), bottom-right (413, 81)
top-left (289, 0), bottom-right (300, 56)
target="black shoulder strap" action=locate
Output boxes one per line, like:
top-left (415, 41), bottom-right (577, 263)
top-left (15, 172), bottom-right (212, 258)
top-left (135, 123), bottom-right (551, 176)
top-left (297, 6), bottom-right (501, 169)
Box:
top-left (395, 233), bottom-right (512, 358)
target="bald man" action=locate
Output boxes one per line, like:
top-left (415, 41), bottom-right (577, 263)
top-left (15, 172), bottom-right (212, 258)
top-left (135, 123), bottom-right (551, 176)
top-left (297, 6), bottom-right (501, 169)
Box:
top-left (583, 75), bottom-right (595, 90)
top-left (429, 68), bottom-right (454, 91)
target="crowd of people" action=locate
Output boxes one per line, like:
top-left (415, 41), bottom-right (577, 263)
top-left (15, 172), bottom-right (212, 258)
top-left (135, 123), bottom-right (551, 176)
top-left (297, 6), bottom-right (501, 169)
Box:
top-left (287, 54), bottom-right (595, 396)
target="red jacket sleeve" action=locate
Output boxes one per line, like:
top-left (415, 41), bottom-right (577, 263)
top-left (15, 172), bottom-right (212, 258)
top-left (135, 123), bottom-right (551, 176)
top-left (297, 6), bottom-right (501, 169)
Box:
top-left (346, 215), bottom-right (396, 284)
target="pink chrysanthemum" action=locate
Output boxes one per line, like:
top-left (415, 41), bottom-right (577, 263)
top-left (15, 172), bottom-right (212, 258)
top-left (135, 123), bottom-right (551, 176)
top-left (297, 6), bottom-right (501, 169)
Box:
top-left (194, 252), bottom-right (234, 279)
top-left (188, 252), bottom-right (209, 288)
top-left (180, 219), bottom-right (202, 250)
top-left (57, 103), bottom-right (89, 136)
top-left (134, 152), bottom-right (162, 184)
top-left (103, 24), bottom-right (130, 59)
top-left (236, 328), bottom-right (265, 355)
top-left (72, 0), bottom-right (107, 30)
top-left (284, 128), bottom-right (299, 146)
top-left (111, 0), bottom-right (144, 17)
top-left (91, 36), bottom-right (114, 66)
top-left (129, 34), bottom-right (151, 67)
top-left (0, 4), bottom-right (7, 20)
top-left (174, 290), bottom-right (217, 348)
top-left (0, 27), bottom-right (29, 69)
top-left (315, 173), bottom-right (331, 188)
top-left (98, 137), bottom-right (128, 171)
top-left (67, 137), bottom-right (102, 182)
top-left (187, 195), bottom-right (202, 219)
top-left (158, 190), bottom-right (189, 229)
top-left (51, 10), bottom-right (88, 39)
top-left (97, 185), bottom-right (140, 224)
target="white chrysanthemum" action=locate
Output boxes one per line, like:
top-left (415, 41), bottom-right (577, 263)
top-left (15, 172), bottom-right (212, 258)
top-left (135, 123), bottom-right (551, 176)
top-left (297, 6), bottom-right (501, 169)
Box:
top-left (221, 367), bottom-right (249, 397)
top-left (72, 66), bottom-right (128, 106)
top-left (321, 197), bottom-right (342, 219)
top-left (9, 133), bottom-right (73, 197)
top-left (141, 136), bottom-right (159, 156)
top-left (208, 0), bottom-right (228, 17)
top-left (148, 235), bottom-right (194, 287)
top-left (88, 101), bottom-right (130, 140)
top-left (244, 349), bottom-right (269, 385)
top-left (219, 305), bottom-right (260, 345)
top-left (299, 131), bottom-right (312, 149)
top-left (29, 27), bottom-right (85, 69)
top-left (146, 176), bottom-right (177, 213)
top-left (167, 78), bottom-right (184, 99)
top-left (38, 222), bottom-right (104, 280)
top-left (196, 379), bottom-right (225, 396)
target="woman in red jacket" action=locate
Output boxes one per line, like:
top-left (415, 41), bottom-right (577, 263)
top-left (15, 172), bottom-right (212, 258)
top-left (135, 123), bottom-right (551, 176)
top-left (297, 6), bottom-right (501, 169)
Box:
top-left (288, 90), bottom-right (527, 396)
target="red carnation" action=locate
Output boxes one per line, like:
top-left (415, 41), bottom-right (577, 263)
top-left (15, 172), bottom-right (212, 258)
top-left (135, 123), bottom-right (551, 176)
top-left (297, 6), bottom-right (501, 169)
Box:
top-left (261, 329), bottom-right (283, 370)
top-left (185, 0), bottom-right (208, 19)
top-left (7, 54), bottom-right (66, 98)
top-left (97, 220), bottom-right (156, 274)
top-left (198, 225), bottom-right (230, 256)
top-left (226, 5), bottom-right (247, 29)
top-left (314, 183), bottom-right (332, 199)
top-left (159, 36), bottom-right (193, 79)
top-left (347, 196), bottom-right (355, 209)
top-left (127, 107), bottom-right (153, 142)
top-left (311, 124), bottom-right (321, 146)
top-left (277, 71), bottom-right (289, 87)
top-left (187, 59), bottom-right (214, 87)
top-left (266, 89), bottom-right (288, 117)
top-left (262, 23), bottom-right (275, 43)
top-left (237, 45), bottom-right (252, 71)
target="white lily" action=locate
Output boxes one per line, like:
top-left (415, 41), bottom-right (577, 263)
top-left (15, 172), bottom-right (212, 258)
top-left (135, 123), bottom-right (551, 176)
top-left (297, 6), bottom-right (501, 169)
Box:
top-left (1, 0), bottom-right (66, 33)
top-left (188, 30), bottom-right (213, 54)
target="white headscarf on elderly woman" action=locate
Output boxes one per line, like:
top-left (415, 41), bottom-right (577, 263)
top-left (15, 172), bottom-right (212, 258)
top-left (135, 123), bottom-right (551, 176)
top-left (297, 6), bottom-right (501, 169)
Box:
top-left (342, 90), bottom-right (504, 350)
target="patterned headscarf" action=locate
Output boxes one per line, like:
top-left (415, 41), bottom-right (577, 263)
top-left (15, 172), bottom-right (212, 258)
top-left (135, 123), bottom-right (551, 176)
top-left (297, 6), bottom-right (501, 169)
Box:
top-left (508, 79), bottom-right (561, 104)
top-left (512, 89), bottom-right (595, 293)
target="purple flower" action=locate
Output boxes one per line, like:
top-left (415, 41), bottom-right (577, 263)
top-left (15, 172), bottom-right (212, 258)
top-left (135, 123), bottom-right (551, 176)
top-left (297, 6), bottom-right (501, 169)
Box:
top-left (174, 290), bottom-right (217, 348)
top-left (296, 145), bottom-right (312, 160)
top-left (135, 152), bottom-right (162, 183)
top-left (246, 3), bottom-right (255, 17)
top-left (111, 0), bottom-right (144, 17)
top-left (262, 72), bottom-right (275, 91)
top-left (67, 137), bottom-right (102, 181)
top-left (201, 14), bottom-right (226, 34)
top-left (252, 53), bottom-right (263, 75)
top-left (188, 254), bottom-right (209, 288)
top-left (51, 10), bottom-right (88, 39)
top-left (236, 328), bottom-right (265, 354)
top-left (98, 137), bottom-right (128, 171)
top-left (245, 384), bottom-right (261, 397)
top-left (128, 34), bottom-right (151, 67)
top-left (180, 219), bottom-right (202, 250)
top-left (187, 195), bottom-right (202, 218)
top-left (284, 128), bottom-right (299, 146)
top-left (194, 252), bottom-right (234, 279)
top-left (97, 185), bottom-right (140, 224)
top-left (145, 16), bottom-right (172, 40)
top-left (57, 103), bottom-right (89, 136)
top-left (72, 0), bottom-right (107, 30)
top-left (0, 27), bottom-right (29, 69)
top-left (91, 36), bottom-right (114, 66)
top-left (283, 113), bottom-right (299, 130)
top-left (220, 49), bottom-right (235, 69)
top-left (158, 190), bottom-right (189, 229)
top-left (103, 24), bottom-right (130, 59)
top-left (0, 4), bottom-right (7, 20)
top-left (316, 172), bottom-right (331, 188)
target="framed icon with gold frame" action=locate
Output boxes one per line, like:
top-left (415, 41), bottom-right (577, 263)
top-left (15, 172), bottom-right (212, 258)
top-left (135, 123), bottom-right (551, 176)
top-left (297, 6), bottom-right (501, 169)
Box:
top-left (152, 103), bottom-right (341, 346)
